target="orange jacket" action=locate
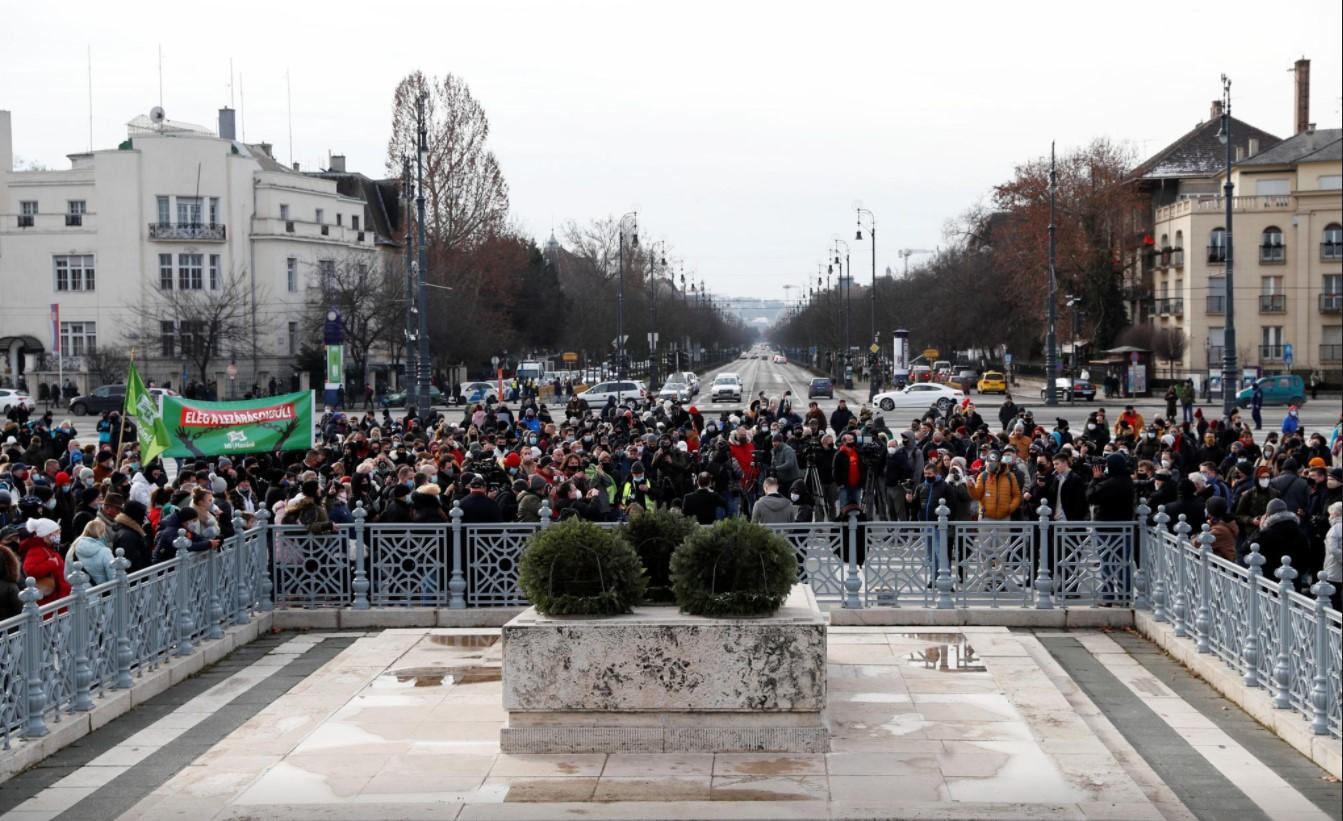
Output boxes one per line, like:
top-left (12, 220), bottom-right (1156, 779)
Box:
top-left (970, 470), bottom-right (1022, 521)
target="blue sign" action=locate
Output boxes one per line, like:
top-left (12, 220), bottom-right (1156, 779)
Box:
top-left (1283, 343), bottom-right (1293, 365)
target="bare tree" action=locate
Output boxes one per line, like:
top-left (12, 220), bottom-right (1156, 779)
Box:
top-left (82, 346), bottom-right (129, 386)
top-left (385, 71), bottom-right (509, 256)
top-left (304, 252), bottom-right (401, 387)
top-left (132, 273), bottom-right (260, 384)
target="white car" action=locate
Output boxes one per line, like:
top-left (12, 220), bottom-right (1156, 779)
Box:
top-left (658, 380), bottom-right (691, 402)
top-left (459, 381), bottom-right (500, 403)
top-left (581, 380), bottom-right (647, 405)
top-left (0, 388), bottom-right (35, 413)
top-left (710, 373), bottom-right (743, 402)
top-left (873, 383), bottom-right (965, 413)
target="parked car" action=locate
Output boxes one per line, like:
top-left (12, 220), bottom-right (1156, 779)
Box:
top-left (932, 360), bottom-right (952, 380)
top-left (710, 373), bottom-right (743, 402)
top-left (873, 383), bottom-right (964, 413)
top-left (460, 381), bottom-right (500, 404)
top-left (1039, 377), bottom-right (1096, 402)
top-left (1235, 374), bottom-right (1306, 408)
top-left (68, 385), bottom-right (176, 416)
top-left (807, 377), bottom-right (834, 399)
top-left (910, 365), bottom-right (934, 383)
top-left (381, 385), bottom-right (445, 408)
top-left (580, 380), bottom-right (647, 404)
top-left (0, 388), bottom-right (35, 413)
top-left (977, 370), bottom-right (1007, 394)
top-left (658, 379), bottom-right (692, 402)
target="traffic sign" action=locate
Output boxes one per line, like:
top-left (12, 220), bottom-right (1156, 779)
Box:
top-left (490, 356), bottom-right (500, 367)
top-left (922, 348), bottom-right (939, 359)
top-left (562, 351), bottom-right (578, 363)
top-left (1004, 353), bottom-right (1013, 366)
top-left (868, 343), bottom-right (879, 353)
top-left (1283, 343), bottom-right (1293, 365)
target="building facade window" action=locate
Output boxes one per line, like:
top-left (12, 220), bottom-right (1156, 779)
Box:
top-left (53, 255), bottom-right (95, 292)
top-left (351, 215), bottom-right (360, 232)
top-left (66, 200), bottom-right (86, 226)
top-left (279, 203), bottom-right (290, 221)
top-left (177, 197), bottom-right (202, 226)
top-left (287, 321), bottom-right (298, 355)
top-left (1260, 226), bottom-right (1285, 263)
top-left (156, 196), bottom-right (170, 225)
top-left (60, 321), bottom-right (96, 356)
top-left (1323, 223), bottom-right (1342, 260)
top-left (159, 253), bottom-right (174, 289)
top-left (315, 208), bottom-right (324, 225)
top-left (160, 321), bottom-right (177, 356)
top-left (18, 200), bottom-right (37, 227)
top-left (1208, 227), bottom-right (1226, 263)
top-left (208, 197), bottom-right (220, 226)
top-left (209, 254), bottom-right (221, 290)
top-left (336, 213), bottom-right (343, 227)
top-left (318, 259), bottom-right (335, 291)
top-left (286, 257), bottom-right (298, 292)
top-left (178, 253), bottom-right (203, 290)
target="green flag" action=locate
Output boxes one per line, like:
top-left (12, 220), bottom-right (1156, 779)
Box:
top-left (125, 361), bottom-right (170, 466)
top-left (160, 391), bottom-right (314, 458)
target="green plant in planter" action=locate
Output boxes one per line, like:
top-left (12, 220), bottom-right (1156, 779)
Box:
top-left (670, 517), bottom-right (797, 617)
top-left (619, 508), bottom-right (698, 603)
top-left (518, 518), bottom-right (647, 616)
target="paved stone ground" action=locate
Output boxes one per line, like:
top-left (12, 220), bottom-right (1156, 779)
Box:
top-left (0, 625), bottom-right (1337, 820)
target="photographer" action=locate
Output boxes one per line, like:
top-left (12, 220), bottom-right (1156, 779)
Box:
top-left (883, 433), bottom-right (919, 521)
top-left (770, 433), bottom-right (802, 488)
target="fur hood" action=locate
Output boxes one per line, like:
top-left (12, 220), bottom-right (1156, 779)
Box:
top-left (285, 495), bottom-right (317, 515)
top-left (1260, 509), bottom-right (1298, 531)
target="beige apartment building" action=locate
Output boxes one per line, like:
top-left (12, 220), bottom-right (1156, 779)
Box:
top-left (1150, 125), bottom-right (1342, 379)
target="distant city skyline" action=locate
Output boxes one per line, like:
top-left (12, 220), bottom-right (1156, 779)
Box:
top-left (3, 0), bottom-right (1340, 300)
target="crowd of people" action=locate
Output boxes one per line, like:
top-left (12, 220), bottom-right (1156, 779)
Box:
top-left (3, 384), bottom-right (1341, 618)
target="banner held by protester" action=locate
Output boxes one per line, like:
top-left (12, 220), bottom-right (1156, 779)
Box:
top-left (160, 391), bottom-right (315, 458)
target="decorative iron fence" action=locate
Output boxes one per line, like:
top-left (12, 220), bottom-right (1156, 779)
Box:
top-left (1, 500), bottom-right (1338, 743)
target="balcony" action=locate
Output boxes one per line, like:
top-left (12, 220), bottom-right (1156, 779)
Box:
top-left (1156, 194), bottom-right (1296, 221)
top-left (1324, 242), bottom-right (1343, 261)
top-left (1322, 344), bottom-right (1343, 363)
top-left (1170, 248), bottom-right (1184, 268)
top-left (1207, 345), bottom-right (1225, 367)
top-left (1259, 345), bottom-right (1285, 361)
top-left (251, 217), bottom-right (371, 246)
top-left (148, 222), bottom-right (227, 241)
top-left (1170, 298), bottom-right (1184, 317)
top-left (1207, 245), bottom-right (1226, 264)
top-left (1258, 294), bottom-right (1286, 313)
top-left (1321, 293), bottom-right (1343, 313)
top-left (17, 215), bottom-right (33, 228)
top-left (65, 214), bottom-right (83, 227)
top-left (1156, 298), bottom-right (1184, 317)
top-left (1206, 295), bottom-right (1226, 314)
top-left (1158, 247), bottom-right (1172, 268)
top-left (1259, 244), bottom-right (1286, 264)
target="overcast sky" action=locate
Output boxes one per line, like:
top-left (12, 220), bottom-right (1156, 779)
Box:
top-left (4, 0), bottom-right (1340, 301)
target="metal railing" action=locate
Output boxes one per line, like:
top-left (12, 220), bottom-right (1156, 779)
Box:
top-left (1321, 294), bottom-right (1342, 314)
top-left (1259, 243), bottom-right (1287, 264)
top-left (1170, 248), bottom-right (1185, 268)
top-left (1, 514), bottom-right (268, 747)
top-left (1143, 508), bottom-right (1340, 738)
top-left (1323, 242), bottom-right (1343, 261)
top-left (1208, 245), bottom-right (1227, 264)
top-left (1259, 294), bottom-right (1287, 313)
top-left (2, 501), bottom-right (1337, 743)
top-left (147, 222), bottom-right (227, 241)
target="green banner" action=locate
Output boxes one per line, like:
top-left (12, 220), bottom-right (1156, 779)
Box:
top-left (160, 391), bottom-right (314, 458)
top-left (124, 361), bottom-right (170, 466)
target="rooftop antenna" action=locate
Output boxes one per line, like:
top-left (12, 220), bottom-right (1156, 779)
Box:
top-left (286, 69), bottom-right (294, 166)
top-left (87, 45), bottom-right (93, 151)
top-left (239, 73), bottom-right (245, 141)
top-left (228, 58), bottom-right (234, 109)
top-left (157, 44), bottom-right (163, 109)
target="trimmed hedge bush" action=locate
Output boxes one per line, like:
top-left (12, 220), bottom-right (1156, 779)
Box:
top-left (619, 508), bottom-right (698, 603)
top-left (670, 517), bottom-right (797, 617)
top-left (518, 518), bottom-right (647, 616)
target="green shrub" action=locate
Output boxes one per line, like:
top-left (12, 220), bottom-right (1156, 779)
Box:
top-left (670, 517), bottom-right (797, 617)
top-left (619, 508), bottom-right (698, 603)
top-left (518, 518), bottom-right (647, 616)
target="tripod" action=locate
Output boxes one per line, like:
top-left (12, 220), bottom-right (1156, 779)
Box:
top-left (800, 459), bottom-right (826, 522)
top-left (861, 466), bottom-right (889, 521)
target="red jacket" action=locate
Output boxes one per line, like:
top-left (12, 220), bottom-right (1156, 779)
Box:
top-left (729, 441), bottom-right (757, 489)
top-left (20, 535), bottom-right (71, 605)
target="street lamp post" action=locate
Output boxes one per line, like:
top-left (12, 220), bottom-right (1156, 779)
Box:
top-left (648, 241), bottom-right (666, 387)
top-left (1045, 142), bottom-right (1060, 407)
top-left (401, 153), bottom-right (416, 402)
top-left (1217, 75), bottom-right (1239, 420)
top-left (617, 212), bottom-right (638, 381)
top-left (414, 94), bottom-right (431, 409)
top-left (832, 240), bottom-right (852, 388)
top-left (856, 208), bottom-right (877, 387)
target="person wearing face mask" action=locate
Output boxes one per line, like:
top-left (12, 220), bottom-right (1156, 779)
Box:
top-left (969, 451), bottom-right (1021, 522)
top-left (1234, 465), bottom-right (1279, 550)
top-left (69, 518), bottom-right (116, 585)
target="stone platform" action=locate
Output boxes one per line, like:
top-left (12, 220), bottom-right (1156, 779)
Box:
top-left (500, 585), bottom-right (828, 753)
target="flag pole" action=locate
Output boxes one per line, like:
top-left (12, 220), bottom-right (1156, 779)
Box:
top-left (114, 350), bottom-right (134, 471)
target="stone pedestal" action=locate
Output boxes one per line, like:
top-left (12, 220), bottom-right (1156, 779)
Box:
top-left (501, 584), bottom-right (828, 753)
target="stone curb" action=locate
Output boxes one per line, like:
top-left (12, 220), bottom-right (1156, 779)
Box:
top-left (0, 612), bottom-right (272, 784)
top-left (1134, 610), bottom-right (1342, 779)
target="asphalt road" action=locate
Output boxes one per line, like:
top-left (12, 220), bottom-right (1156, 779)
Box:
top-left (690, 355), bottom-right (1340, 438)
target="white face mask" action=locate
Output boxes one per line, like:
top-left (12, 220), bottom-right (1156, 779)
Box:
top-left (1258, 478), bottom-right (1270, 489)
top-left (790, 493), bottom-right (800, 502)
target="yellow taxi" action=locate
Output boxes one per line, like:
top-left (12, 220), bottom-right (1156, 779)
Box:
top-left (977, 370), bottom-right (1007, 394)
